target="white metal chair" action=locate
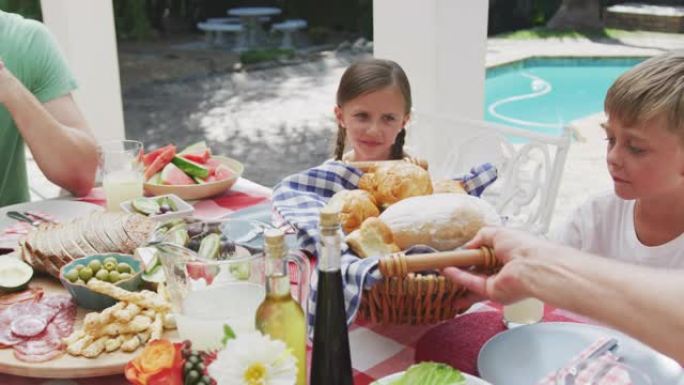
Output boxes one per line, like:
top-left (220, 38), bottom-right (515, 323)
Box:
top-left (407, 112), bottom-right (572, 235)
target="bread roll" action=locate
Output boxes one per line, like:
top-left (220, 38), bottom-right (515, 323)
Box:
top-left (326, 189), bottom-right (380, 233)
top-left (432, 179), bottom-right (466, 195)
top-left (358, 162), bottom-right (433, 208)
top-left (379, 193), bottom-right (500, 251)
top-left (346, 217), bottom-right (400, 258)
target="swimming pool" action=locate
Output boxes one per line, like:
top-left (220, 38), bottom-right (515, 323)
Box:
top-left (484, 57), bottom-right (645, 136)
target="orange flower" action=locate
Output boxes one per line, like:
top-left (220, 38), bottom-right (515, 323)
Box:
top-left (125, 339), bottom-right (184, 385)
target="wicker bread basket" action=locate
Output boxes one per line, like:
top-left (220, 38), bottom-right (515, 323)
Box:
top-left (358, 247), bottom-right (500, 324)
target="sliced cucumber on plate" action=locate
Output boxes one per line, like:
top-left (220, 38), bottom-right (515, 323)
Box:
top-left (0, 257), bottom-right (34, 292)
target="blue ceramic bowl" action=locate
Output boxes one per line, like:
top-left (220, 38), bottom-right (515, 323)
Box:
top-left (59, 253), bottom-right (142, 310)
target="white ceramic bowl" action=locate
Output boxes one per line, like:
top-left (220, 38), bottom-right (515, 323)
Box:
top-left (120, 193), bottom-right (194, 221)
top-left (143, 156), bottom-right (244, 200)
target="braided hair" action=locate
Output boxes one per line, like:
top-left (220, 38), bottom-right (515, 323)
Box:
top-left (333, 58), bottom-right (412, 160)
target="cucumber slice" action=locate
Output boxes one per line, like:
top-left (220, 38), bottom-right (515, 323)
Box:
top-left (198, 233), bottom-right (220, 260)
top-left (170, 156), bottom-right (209, 179)
top-left (0, 258), bottom-right (34, 292)
top-left (142, 264), bottom-right (166, 284)
top-left (132, 198), bottom-right (160, 216)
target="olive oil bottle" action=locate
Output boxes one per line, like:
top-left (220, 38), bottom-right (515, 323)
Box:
top-left (310, 208), bottom-right (353, 385)
top-left (255, 229), bottom-right (306, 385)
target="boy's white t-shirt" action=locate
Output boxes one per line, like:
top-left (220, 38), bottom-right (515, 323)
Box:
top-left (553, 191), bottom-right (684, 268)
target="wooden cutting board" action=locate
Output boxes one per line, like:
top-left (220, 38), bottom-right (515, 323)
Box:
top-left (0, 275), bottom-right (179, 379)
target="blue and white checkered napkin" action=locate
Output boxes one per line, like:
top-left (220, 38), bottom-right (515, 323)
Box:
top-left (271, 160), bottom-right (498, 335)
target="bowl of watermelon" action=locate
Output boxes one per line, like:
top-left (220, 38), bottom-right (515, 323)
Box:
top-left (142, 142), bottom-right (244, 200)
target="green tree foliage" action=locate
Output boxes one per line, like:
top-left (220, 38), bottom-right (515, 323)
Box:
top-left (113, 0), bottom-right (152, 40)
top-left (0, 0), bottom-right (42, 20)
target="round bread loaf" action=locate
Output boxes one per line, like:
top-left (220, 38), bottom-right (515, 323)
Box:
top-left (379, 193), bottom-right (501, 250)
top-left (358, 162), bottom-right (433, 208)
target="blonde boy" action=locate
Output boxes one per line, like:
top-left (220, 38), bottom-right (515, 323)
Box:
top-left (555, 51), bottom-right (684, 268)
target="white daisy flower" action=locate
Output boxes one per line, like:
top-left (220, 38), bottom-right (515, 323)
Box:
top-left (208, 332), bottom-right (297, 385)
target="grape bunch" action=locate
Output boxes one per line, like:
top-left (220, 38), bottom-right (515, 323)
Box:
top-left (181, 341), bottom-right (216, 385)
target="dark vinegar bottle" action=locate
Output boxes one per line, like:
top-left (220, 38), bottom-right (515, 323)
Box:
top-left (309, 207), bottom-right (353, 385)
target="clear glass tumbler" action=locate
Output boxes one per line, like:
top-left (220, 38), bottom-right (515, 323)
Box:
top-left (100, 140), bottom-right (144, 212)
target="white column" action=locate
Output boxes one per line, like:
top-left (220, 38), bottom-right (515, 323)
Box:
top-left (373, 0), bottom-right (489, 172)
top-left (40, 0), bottom-right (125, 142)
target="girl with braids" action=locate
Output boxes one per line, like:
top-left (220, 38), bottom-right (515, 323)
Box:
top-left (333, 58), bottom-right (412, 162)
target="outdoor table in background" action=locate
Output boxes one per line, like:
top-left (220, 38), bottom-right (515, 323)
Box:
top-left (227, 6), bottom-right (282, 49)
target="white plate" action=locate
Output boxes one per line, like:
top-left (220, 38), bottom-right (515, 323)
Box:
top-left (477, 322), bottom-right (684, 385)
top-left (372, 370), bottom-right (491, 385)
top-left (0, 200), bottom-right (103, 248)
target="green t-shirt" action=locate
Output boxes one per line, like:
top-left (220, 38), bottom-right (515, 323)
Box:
top-left (0, 11), bottom-right (77, 207)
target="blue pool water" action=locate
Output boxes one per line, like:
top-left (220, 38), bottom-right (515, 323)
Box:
top-left (484, 57), bottom-right (645, 136)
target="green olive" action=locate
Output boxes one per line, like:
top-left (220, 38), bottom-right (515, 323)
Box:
top-left (95, 269), bottom-right (109, 281)
top-left (104, 260), bottom-right (117, 272)
top-left (78, 267), bottom-right (94, 282)
top-left (108, 270), bottom-right (121, 283)
top-left (74, 264), bottom-right (84, 271)
top-left (88, 259), bottom-right (102, 273)
top-left (74, 278), bottom-right (86, 286)
top-left (64, 269), bottom-right (79, 282)
top-left (117, 262), bottom-right (132, 274)
top-left (103, 256), bottom-right (118, 266)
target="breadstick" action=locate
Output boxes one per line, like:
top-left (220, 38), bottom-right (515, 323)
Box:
top-left (66, 335), bottom-right (93, 356)
top-left (137, 329), bottom-right (151, 344)
top-left (63, 329), bottom-right (85, 346)
top-left (83, 302), bottom-right (127, 333)
top-left (121, 334), bottom-right (141, 352)
top-left (82, 336), bottom-right (108, 358)
top-left (150, 313), bottom-right (163, 340)
top-left (105, 335), bottom-right (124, 352)
top-left (87, 279), bottom-right (170, 311)
top-left (97, 315), bottom-right (152, 337)
top-left (114, 302), bottom-right (141, 322)
top-left (163, 313), bottom-right (176, 330)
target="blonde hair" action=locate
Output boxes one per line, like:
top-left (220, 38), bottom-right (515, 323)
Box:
top-left (333, 58), bottom-right (412, 160)
top-left (605, 51), bottom-right (684, 140)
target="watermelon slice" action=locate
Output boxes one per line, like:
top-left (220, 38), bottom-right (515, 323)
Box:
top-left (179, 141), bottom-right (209, 155)
top-left (142, 144), bottom-right (175, 167)
top-left (204, 158), bottom-right (221, 176)
top-left (144, 146), bottom-right (176, 181)
top-left (148, 172), bottom-right (162, 185)
top-left (213, 165), bottom-right (234, 181)
top-left (160, 163), bottom-right (195, 185)
top-left (180, 149), bottom-right (211, 164)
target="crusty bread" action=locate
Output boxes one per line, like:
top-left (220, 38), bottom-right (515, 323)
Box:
top-left (358, 162), bottom-right (433, 208)
top-left (379, 193), bottom-right (501, 251)
top-left (325, 189), bottom-right (380, 233)
top-left (432, 179), bottom-right (467, 195)
top-left (346, 217), bottom-right (400, 258)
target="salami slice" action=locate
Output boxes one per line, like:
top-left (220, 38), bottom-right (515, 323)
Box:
top-left (10, 316), bottom-right (47, 338)
top-left (13, 323), bottom-right (62, 356)
top-left (0, 288), bottom-right (44, 310)
top-left (14, 347), bottom-right (64, 362)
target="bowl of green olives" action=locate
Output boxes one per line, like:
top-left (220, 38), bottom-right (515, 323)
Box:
top-left (59, 253), bottom-right (142, 310)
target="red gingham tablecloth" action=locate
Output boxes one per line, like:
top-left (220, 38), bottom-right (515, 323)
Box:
top-left (0, 179), bottom-right (590, 385)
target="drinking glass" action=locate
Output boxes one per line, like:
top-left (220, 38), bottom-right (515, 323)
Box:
top-left (100, 140), bottom-right (144, 211)
top-left (503, 297), bottom-right (544, 328)
top-left (156, 242), bottom-right (266, 350)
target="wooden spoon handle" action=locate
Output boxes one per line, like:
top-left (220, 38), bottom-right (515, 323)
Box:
top-left (347, 157), bottom-right (428, 172)
top-left (379, 247), bottom-right (496, 277)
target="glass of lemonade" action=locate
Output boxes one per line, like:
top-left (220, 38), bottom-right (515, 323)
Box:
top-left (503, 298), bottom-right (544, 328)
top-left (100, 140), bottom-right (144, 212)
top-left (156, 243), bottom-right (266, 350)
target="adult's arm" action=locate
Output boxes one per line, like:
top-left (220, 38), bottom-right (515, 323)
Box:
top-left (444, 227), bottom-right (684, 363)
top-left (0, 63), bottom-right (98, 196)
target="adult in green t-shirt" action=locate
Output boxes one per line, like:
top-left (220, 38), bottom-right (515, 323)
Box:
top-left (0, 11), bottom-right (98, 207)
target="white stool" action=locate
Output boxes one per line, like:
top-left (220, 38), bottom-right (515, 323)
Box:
top-left (271, 19), bottom-right (307, 49)
top-left (206, 17), bottom-right (241, 24)
top-left (197, 22), bottom-right (246, 52)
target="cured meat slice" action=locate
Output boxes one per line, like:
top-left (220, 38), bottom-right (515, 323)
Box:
top-left (13, 323), bottom-right (62, 357)
top-left (0, 288), bottom-right (44, 310)
top-left (10, 317), bottom-right (47, 338)
top-left (13, 348), bottom-right (64, 363)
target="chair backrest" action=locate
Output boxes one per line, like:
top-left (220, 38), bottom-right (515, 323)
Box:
top-left (407, 112), bottom-right (572, 235)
